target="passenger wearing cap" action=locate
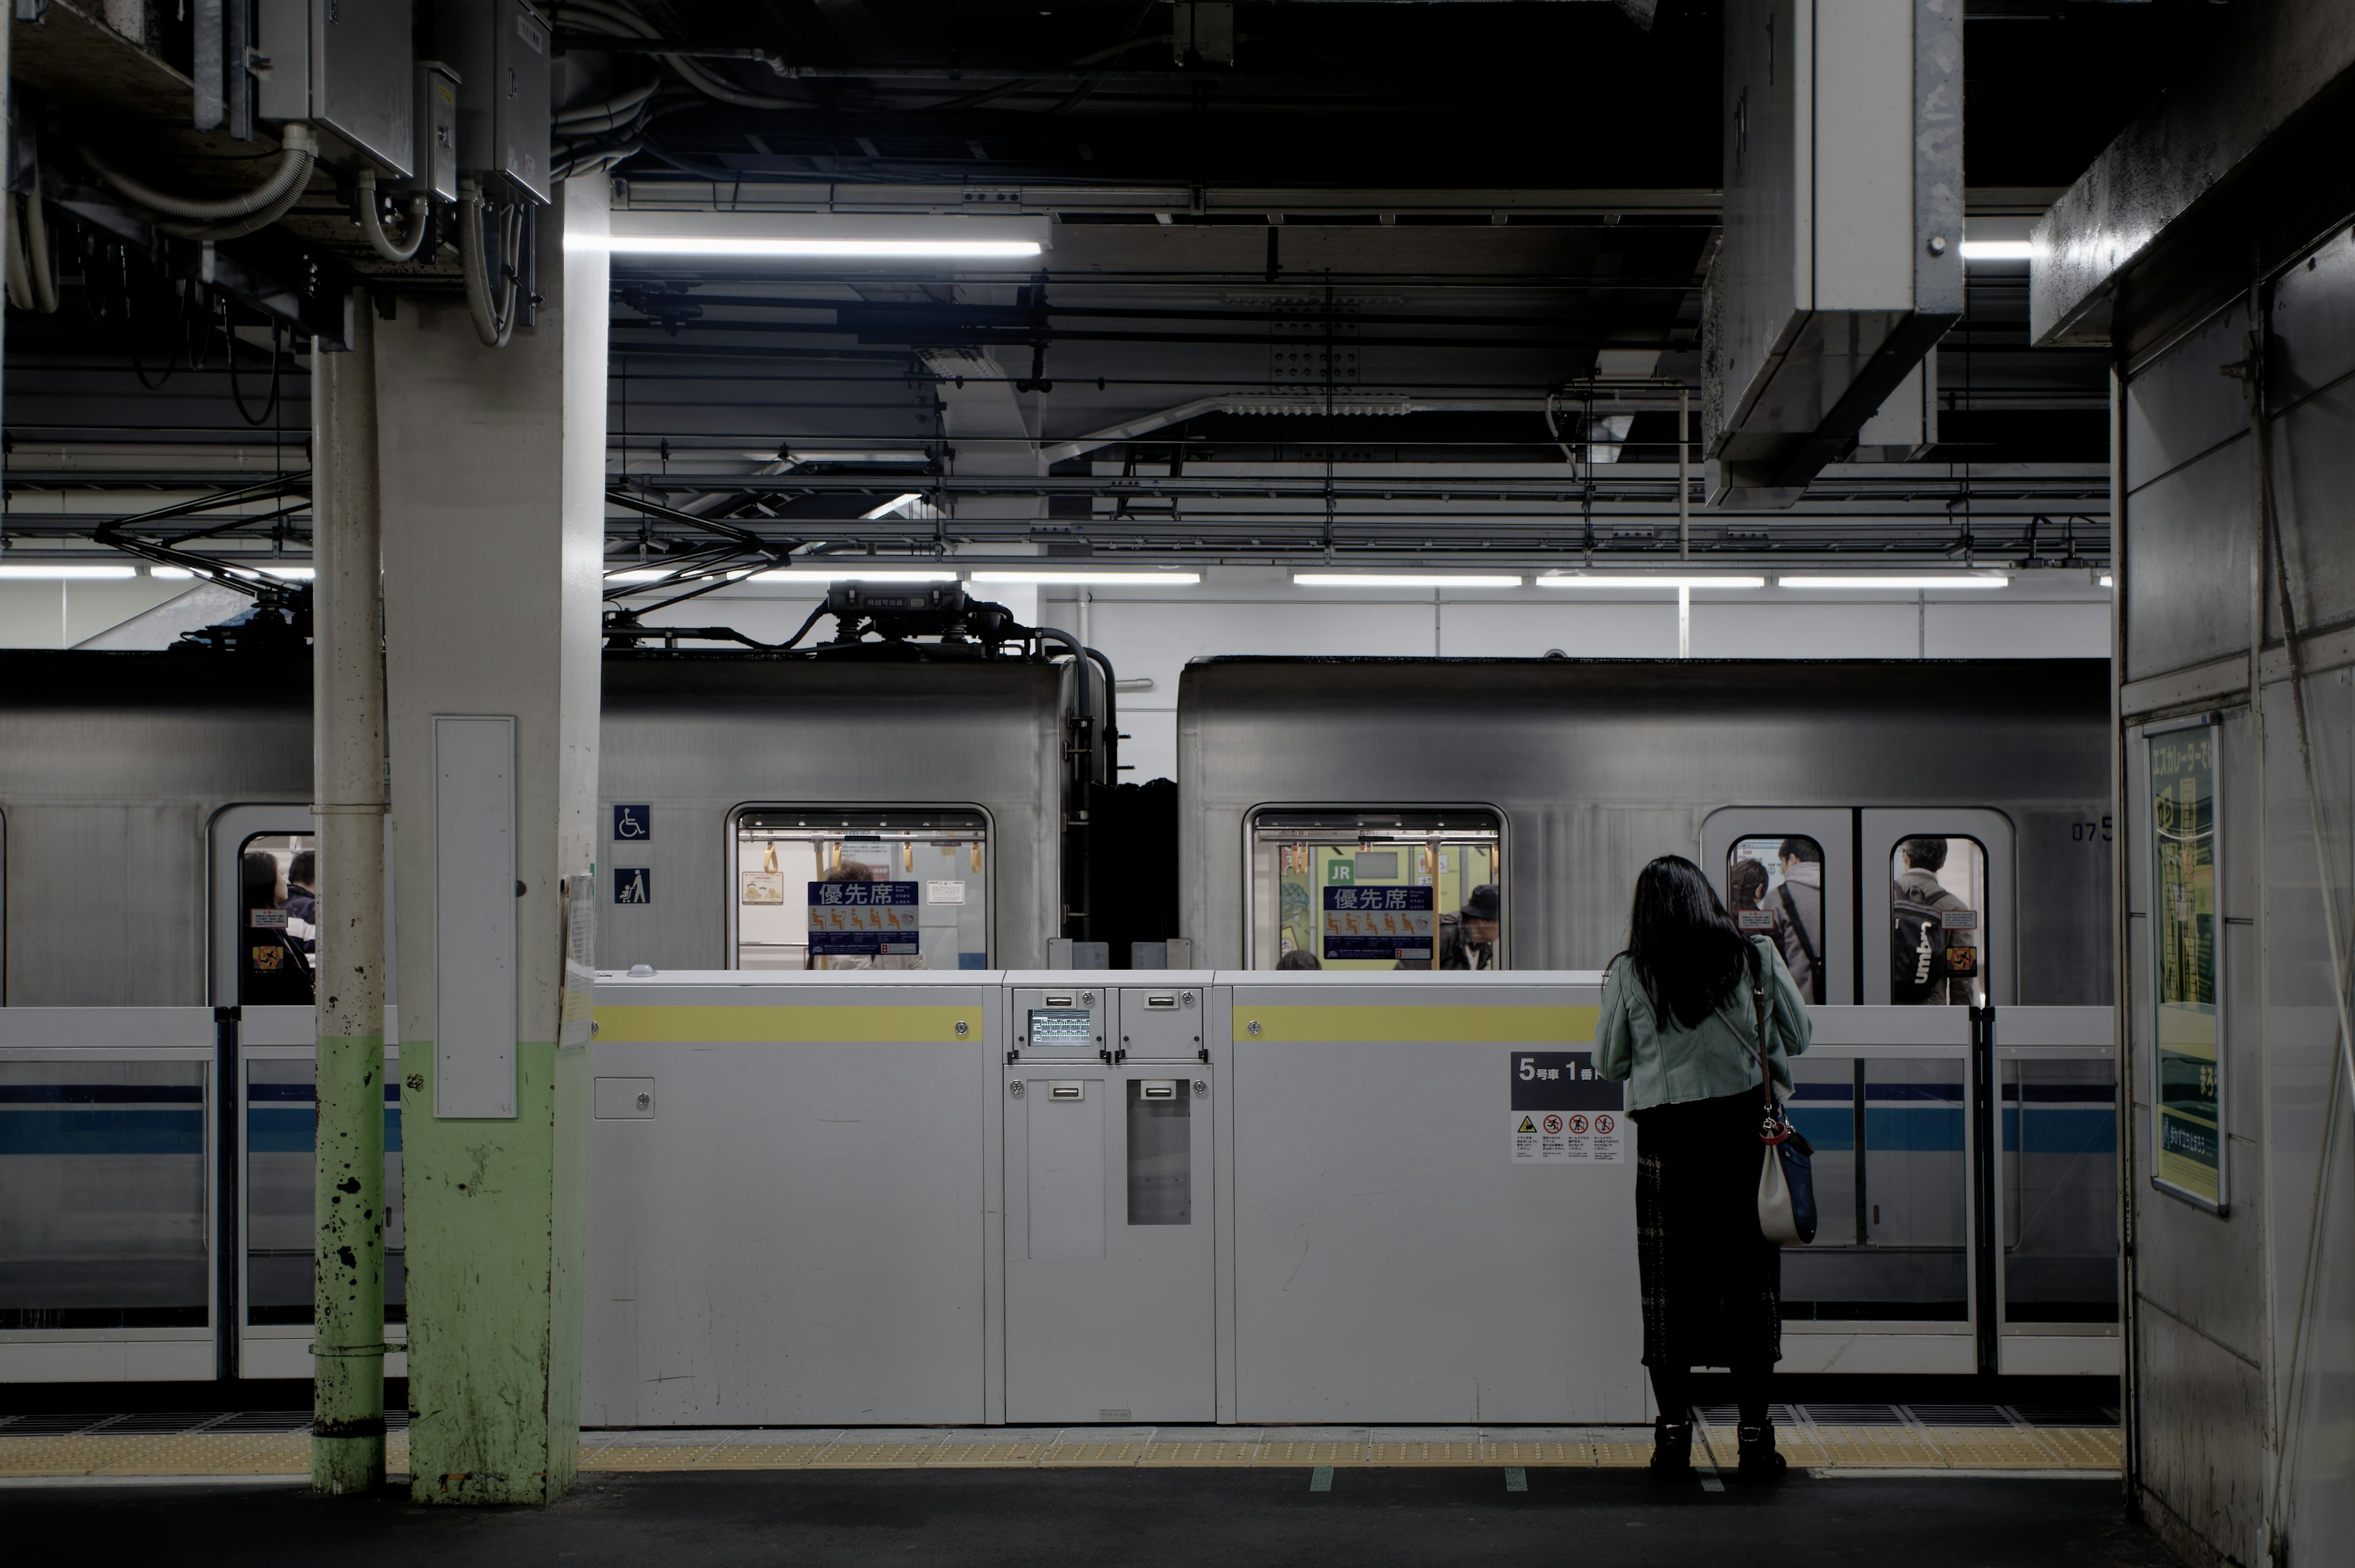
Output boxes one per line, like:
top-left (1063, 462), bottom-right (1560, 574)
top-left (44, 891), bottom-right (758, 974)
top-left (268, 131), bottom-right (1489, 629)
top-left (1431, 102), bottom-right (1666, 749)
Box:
top-left (1442, 882), bottom-right (1501, 969)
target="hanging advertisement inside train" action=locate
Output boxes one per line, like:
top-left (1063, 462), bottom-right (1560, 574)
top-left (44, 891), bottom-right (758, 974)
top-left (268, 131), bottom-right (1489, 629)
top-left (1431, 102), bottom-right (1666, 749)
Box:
top-left (1322, 884), bottom-right (1433, 962)
top-left (2150, 721), bottom-right (2224, 1212)
top-left (808, 879), bottom-right (921, 955)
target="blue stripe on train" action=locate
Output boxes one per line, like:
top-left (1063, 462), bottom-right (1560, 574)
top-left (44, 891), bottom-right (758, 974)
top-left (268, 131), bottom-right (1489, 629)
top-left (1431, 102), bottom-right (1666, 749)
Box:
top-left (247, 1107), bottom-right (404, 1155)
top-left (0, 1109), bottom-right (204, 1154)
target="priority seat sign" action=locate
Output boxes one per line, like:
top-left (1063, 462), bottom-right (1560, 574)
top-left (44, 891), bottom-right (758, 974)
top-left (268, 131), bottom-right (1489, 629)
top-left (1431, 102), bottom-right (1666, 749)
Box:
top-left (1509, 1050), bottom-right (1625, 1165)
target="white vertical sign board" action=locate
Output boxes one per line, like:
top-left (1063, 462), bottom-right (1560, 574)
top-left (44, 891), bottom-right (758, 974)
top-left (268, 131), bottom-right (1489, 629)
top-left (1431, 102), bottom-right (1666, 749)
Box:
top-left (434, 715), bottom-right (518, 1118)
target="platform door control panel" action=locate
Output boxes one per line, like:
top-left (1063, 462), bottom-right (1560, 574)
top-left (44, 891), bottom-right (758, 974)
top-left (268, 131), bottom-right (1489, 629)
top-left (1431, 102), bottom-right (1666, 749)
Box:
top-left (1003, 989), bottom-right (1214, 1423)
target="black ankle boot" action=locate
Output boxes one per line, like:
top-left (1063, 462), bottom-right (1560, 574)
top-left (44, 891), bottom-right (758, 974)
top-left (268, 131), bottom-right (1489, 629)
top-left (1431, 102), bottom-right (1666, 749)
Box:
top-left (1734, 1423), bottom-right (1787, 1485)
top-left (1648, 1418), bottom-right (1695, 1482)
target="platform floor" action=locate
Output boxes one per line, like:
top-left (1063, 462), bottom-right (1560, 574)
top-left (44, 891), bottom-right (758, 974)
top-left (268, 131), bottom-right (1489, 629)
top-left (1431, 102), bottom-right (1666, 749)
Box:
top-left (0, 1466), bottom-right (2177, 1568)
top-left (0, 1404), bottom-right (2121, 1482)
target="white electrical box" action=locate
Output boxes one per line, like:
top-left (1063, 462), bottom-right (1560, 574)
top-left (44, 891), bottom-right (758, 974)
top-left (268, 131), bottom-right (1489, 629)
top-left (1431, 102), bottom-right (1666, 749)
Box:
top-left (1703, 0), bottom-right (1962, 507)
top-left (255, 0), bottom-right (416, 176)
top-left (436, 0), bottom-right (553, 204)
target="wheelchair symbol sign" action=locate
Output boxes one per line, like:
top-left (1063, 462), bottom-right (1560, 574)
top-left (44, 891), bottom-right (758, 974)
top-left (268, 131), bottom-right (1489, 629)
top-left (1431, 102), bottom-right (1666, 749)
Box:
top-left (613, 867), bottom-right (652, 905)
top-left (613, 804), bottom-right (651, 841)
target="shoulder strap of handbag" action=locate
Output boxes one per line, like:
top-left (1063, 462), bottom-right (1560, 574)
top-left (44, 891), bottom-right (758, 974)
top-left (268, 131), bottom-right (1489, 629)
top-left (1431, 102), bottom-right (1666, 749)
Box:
top-left (1750, 939), bottom-right (1774, 1116)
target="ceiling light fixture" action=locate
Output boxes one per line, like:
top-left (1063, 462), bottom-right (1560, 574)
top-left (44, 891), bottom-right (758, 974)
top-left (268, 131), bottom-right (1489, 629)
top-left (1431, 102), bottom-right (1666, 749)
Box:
top-left (1777, 573), bottom-right (2010, 589)
top-left (1536, 573), bottom-right (1766, 589)
top-left (587, 212), bottom-right (1051, 262)
top-left (0, 563), bottom-right (137, 579)
top-left (1959, 240), bottom-right (2034, 262)
top-left (598, 237), bottom-right (1043, 259)
top-left (1293, 573), bottom-right (1524, 588)
top-left (970, 570), bottom-right (1202, 586)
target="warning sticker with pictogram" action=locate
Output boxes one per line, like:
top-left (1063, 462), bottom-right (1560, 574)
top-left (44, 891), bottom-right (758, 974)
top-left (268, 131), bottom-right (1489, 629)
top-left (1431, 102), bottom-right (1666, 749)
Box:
top-left (1509, 1049), bottom-right (1626, 1165)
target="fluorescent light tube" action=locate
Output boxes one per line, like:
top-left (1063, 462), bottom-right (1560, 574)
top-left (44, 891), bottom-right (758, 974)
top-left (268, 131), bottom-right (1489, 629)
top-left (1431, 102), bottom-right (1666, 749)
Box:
top-left (591, 237), bottom-right (1041, 259)
top-left (1293, 573), bottom-right (1523, 588)
top-left (1536, 573), bottom-right (1765, 589)
top-left (970, 570), bottom-right (1201, 586)
top-left (752, 568), bottom-right (959, 583)
top-left (2099, 574), bottom-right (2114, 588)
top-left (1778, 573), bottom-right (2010, 589)
top-left (153, 567), bottom-right (195, 579)
top-left (1959, 240), bottom-right (2034, 262)
top-left (0, 563), bottom-right (137, 579)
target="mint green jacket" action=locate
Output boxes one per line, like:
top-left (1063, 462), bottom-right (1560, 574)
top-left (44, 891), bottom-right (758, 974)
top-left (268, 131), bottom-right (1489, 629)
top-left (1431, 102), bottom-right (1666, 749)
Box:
top-left (1594, 936), bottom-right (1813, 1112)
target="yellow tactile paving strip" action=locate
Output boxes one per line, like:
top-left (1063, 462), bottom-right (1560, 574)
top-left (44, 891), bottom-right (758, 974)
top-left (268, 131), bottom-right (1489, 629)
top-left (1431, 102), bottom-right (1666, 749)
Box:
top-left (0, 1425), bottom-right (2121, 1478)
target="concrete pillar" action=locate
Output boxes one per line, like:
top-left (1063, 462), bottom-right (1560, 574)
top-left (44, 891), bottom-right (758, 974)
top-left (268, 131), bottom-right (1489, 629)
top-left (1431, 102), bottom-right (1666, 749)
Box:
top-left (377, 176), bottom-right (608, 1505)
top-left (310, 292), bottom-right (389, 1493)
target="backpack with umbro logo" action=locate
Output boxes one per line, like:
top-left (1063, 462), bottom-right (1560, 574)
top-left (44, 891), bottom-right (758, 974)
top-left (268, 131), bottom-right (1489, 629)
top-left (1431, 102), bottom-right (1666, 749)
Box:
top-left (1891, 880), bottom-right (1951, 1004)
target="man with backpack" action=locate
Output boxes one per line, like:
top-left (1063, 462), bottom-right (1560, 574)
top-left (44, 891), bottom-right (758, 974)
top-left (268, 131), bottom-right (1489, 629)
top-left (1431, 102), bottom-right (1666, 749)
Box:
top-left (1891, 836), bottom-right (1978, 1005)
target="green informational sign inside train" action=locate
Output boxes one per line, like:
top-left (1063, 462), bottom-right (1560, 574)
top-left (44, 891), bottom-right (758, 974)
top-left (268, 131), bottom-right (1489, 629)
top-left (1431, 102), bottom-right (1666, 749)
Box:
top-left (2151, 724), bottom-right (2223, 1211)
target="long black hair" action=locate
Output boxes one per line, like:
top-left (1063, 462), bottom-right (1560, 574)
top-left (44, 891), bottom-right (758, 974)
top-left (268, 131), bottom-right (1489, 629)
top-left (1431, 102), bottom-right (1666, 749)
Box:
top-left (1613, 854), bottom-right (1755, 1030)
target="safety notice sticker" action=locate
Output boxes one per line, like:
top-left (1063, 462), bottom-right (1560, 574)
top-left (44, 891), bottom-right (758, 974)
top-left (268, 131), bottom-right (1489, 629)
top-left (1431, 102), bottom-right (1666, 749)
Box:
top-left (1509, 1050), bottom-right (1625, 1165)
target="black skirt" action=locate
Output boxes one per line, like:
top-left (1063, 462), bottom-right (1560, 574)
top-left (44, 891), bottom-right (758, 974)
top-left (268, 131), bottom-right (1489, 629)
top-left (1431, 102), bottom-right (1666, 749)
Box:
top-left (1632, 1089), bottom-right (1783, 1370)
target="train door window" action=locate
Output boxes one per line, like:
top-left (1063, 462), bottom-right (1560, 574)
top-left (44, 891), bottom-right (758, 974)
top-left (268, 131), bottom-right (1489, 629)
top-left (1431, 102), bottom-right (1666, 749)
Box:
top-left (1888, 836), bottom-right (1987, 1006)
top-left (1725, 835), bottom-right (1828, 1006)
top-left (1699, 809), bottom-right (1853, 1003)
top-left (732, 808), bottom-right (990, 971)
top-left (210, 806), bottom-right (320, 1006)
top-left (237, 833), bottom-right (318, 1006)
top-left (1246, 809), bottom-right (1504, 971)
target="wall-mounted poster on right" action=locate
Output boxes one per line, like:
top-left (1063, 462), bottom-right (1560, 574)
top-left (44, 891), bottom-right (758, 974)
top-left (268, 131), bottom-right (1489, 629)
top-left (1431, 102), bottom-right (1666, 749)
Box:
top-left (2149, 719), bottom-right (2224, 1213)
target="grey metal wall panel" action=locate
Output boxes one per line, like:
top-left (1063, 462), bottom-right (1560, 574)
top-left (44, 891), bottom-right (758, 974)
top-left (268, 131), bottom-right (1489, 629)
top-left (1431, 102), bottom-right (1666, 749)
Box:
top-left (2133, 1305), bottom-right (2268, 1568)
top-left (1225, 976), bottom-right (1642, 1425)
top-left (2121, 452), bottom-right (2254, 683)
top-left (580, 977), bottom-right (997, 1427)
top-left (2265, 383), bottom-right (2355, 638)
top-left (2123, 299), bottom-right (2251, 494)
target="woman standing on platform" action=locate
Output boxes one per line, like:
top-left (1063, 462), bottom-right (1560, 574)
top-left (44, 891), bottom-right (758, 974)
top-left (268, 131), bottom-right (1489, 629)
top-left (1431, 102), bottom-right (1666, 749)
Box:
top-left (1596, 854), bottom-right (1812, 1484)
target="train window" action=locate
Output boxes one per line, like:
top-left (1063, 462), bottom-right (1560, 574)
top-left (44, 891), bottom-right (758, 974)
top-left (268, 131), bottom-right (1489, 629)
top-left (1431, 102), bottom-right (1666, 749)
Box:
top-left (1247, 809), bottom-right (1504, 971)
top-left (1889, 836), bottom-right (1987, 1006)
top-left (237, 832), bottom-right (318, 1006)
top-left (1726, 835), bottom-right (1826, 1005)
top-left (732, 808), bottom-right (990, 971)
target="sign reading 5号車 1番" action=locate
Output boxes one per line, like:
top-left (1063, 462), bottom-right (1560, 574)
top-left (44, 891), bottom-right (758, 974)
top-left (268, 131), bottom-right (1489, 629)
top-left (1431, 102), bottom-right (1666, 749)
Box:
top-left (1509, 1050), bottom-right (1625, 1165)
top-left (2150, 721), bottom-right (2224, 1212)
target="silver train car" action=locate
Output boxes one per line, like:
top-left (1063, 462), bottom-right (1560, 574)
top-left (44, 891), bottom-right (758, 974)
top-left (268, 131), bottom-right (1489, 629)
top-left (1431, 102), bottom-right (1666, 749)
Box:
top-left (1178, 656), bottom-right (2119, 1352)
top-left (1179, 656), bottom-right (2113, 998)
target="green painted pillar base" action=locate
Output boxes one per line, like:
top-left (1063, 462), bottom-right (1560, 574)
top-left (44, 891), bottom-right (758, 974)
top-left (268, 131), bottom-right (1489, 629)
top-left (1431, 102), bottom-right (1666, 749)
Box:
top-left (312, 1432), bottom-right (387, 1495)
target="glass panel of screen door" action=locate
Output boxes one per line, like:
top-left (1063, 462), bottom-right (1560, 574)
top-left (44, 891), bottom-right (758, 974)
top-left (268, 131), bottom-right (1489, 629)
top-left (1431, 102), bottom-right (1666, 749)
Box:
top-left (733, 808), bottom-right (989, 971)
top-left (1247, 808), bottom-right (1503, 971)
